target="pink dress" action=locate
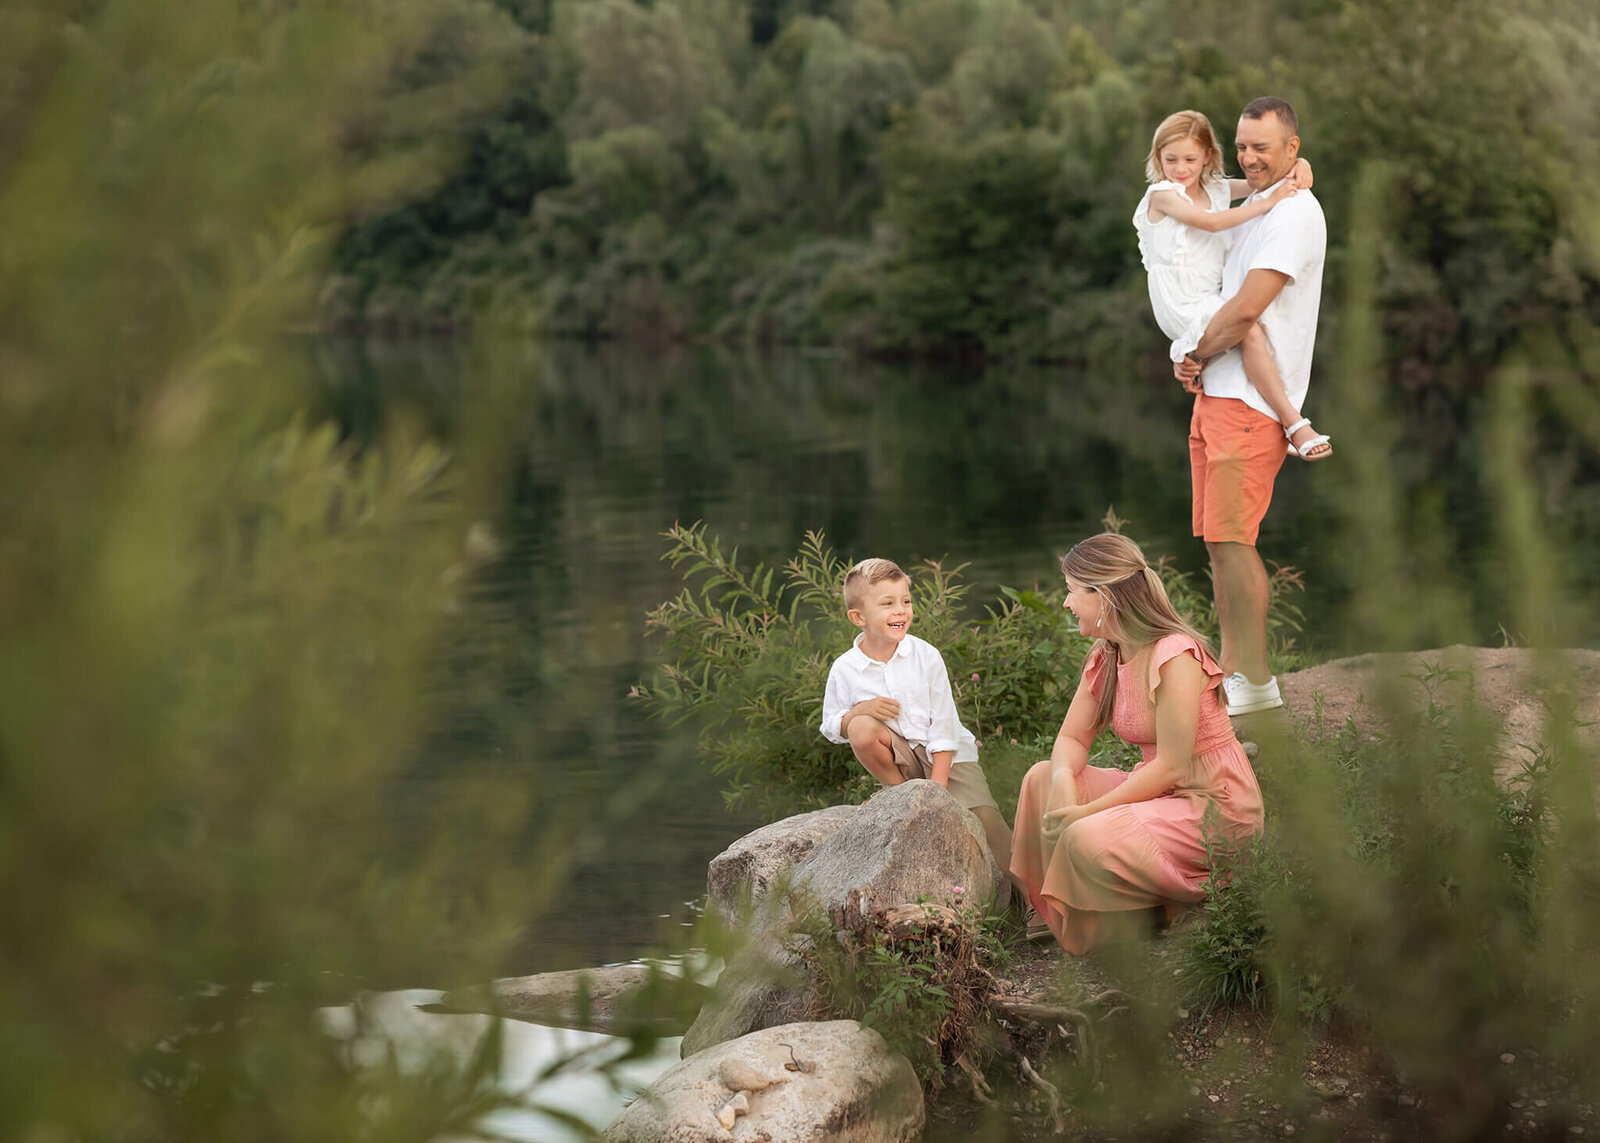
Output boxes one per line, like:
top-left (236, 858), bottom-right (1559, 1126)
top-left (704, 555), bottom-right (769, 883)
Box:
top-left (1010, 634), bottom-right (1264, 954)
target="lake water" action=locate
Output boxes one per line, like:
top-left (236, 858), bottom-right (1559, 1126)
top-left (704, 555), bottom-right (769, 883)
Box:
top-left (307, 335), bottom-right (1600, 983)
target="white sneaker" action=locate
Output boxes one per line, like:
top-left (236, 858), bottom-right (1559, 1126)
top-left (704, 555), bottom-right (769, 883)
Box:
top-left (1224, 672), bottom-right (1283, 716)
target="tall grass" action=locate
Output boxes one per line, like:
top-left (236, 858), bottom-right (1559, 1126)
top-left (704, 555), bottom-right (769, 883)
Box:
top-left (0, 3), bottom-right (612, 1139)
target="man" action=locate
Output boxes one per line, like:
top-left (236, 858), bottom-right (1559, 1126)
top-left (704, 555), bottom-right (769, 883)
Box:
top-left (1173, 96), bottom-right (1326, 716)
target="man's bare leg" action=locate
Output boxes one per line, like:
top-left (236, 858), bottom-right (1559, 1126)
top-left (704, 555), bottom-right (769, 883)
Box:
top-left (1207, 540), bottom-right (1272, 682)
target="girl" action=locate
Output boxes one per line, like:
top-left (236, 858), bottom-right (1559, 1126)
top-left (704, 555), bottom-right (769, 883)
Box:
top-left (1010, 533), bottom-right (1264, 952)
top-left (1136, 109), bottom-right (1331, 461)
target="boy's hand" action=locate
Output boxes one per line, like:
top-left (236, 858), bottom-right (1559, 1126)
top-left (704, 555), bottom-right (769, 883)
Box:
top-left (851, 697), bottom-right (900, 724)
top-left (841, 697), bottom-right (899, 736)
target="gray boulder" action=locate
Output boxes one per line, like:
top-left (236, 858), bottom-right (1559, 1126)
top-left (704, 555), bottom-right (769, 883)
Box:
top-left (678, 938), bottom-right (813, 1058)
top-left (681, 780), bottom-right (998, 1056)
top-left (604, 1020), bottom-right (924, 1142)
top-left (706, 805), bottom-right (859, 925)
top-left (786, 780), bottom-right (1000, 915)
top-left (438, 965), bottom-right (705, 1035)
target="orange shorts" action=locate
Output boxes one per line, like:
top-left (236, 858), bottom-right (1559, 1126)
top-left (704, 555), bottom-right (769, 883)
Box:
top-left (1189, 394), bottom-right (1286, 546)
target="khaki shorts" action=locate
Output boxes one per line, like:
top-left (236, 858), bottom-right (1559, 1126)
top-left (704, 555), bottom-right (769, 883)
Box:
top-left (887, 729), bottom-right (1000, 814)
top-left (1189, 394), bottom-right (1288, 546)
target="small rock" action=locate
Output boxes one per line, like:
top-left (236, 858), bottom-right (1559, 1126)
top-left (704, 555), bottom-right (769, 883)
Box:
top-left (718, 1058), bottom-right (781, 1092)
top-left (1501, 1052), bottom-right (1516, 1064)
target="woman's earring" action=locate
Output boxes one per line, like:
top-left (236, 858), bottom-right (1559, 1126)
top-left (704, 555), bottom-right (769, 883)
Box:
top-left (1095, 614), bottom-right (1103, 629)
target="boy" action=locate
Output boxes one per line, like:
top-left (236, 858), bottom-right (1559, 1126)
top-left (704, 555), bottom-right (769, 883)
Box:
top-left (819, 558), bottom-right (1014, 900)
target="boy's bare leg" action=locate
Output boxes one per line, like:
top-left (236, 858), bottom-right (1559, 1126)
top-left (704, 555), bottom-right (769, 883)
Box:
top-left (847, 715), bottom-right (906, 786)
top-left (971, 805), bottom-right (1016, 909)
top-left (1241, 324), bottom-right (1328, 458)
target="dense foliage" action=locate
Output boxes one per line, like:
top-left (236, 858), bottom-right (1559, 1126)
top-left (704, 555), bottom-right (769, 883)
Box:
top-left (330, 0), bottom-right (1600, 391)
top-left (0, 2), bottom-right (688, 1139)
top-left (632, 518), bottom-right (1307, 814)
top-left (631, 522), bottom-right (1087, 813)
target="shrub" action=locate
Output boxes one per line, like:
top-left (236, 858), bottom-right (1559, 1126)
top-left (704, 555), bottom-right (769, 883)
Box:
top-left (634, 519), bottom-right (1308, 815)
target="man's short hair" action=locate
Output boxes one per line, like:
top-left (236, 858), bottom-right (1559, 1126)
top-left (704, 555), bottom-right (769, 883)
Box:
top-left (842, 558), bottom-right (909, 612)
top-left (1241, 96), bottom-right (1298, 138)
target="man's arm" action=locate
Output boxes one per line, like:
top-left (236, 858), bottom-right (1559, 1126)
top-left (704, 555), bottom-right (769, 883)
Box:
top-left (1174, 268), bottom-right (1291, 390)
top-left (1194, 268), bottom-right (1290, 359)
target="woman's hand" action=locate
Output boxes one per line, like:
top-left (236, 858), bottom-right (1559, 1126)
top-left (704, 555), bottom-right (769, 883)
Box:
top-left (1041, 801), bottom-right (1090, 842)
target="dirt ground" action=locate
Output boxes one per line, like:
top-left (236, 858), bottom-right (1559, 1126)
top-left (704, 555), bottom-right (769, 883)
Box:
top-left (926, 934), bottom-right (1596, 1141)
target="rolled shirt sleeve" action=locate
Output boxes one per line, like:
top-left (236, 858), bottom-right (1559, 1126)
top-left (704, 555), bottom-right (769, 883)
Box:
top-left (922, 646), bottom-right (962, 756)
top-left (819, 659), bottom-right (852, 744)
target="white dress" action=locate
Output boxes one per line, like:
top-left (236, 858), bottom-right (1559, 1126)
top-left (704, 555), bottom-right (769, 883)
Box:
top-left (1133, 178), bottom-right (1232, 361)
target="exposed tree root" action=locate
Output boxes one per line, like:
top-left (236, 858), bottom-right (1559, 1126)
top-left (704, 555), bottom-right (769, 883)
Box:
top-left (1019, 1054), bottom-right (1067, 1133)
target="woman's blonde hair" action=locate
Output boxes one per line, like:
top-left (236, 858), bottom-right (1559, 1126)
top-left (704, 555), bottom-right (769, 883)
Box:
top-left (1145, 110), bottom-right (1226, 186)
top-left (1061, 532), bottom-right (1221, 734)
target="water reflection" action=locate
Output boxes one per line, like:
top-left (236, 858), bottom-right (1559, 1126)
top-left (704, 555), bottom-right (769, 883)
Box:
top-left (306, 337), bottom-right (1600, 974)
top-left (320, 988), bottom-right (680, 1141)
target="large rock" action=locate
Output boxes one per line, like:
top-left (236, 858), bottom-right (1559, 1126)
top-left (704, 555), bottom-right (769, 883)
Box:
top-left (706, 805), bottom-right (859, 925)
top-left (681, 781), bottom-right (998, 1056)
top-left (604, 1020), bottom-right (924, 1143)
top-left (1277, 646), bottom-right (1600, 779)
top-left (438, 965), bottom-right (705, 1035)
top-left (786, 779), bottom-right (1000, 916)
top-left (678, 939), bottom-right (812, 1058)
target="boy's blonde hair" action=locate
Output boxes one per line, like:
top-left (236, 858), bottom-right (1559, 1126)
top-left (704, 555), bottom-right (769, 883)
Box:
top-left (842, 557), bottom-right (908, 612)
top-left (1145, 110), bottom-right (1226, 185)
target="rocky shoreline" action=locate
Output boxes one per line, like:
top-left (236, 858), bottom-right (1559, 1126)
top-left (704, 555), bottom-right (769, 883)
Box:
top-left (447, 646), bottom-right (1600, 1139)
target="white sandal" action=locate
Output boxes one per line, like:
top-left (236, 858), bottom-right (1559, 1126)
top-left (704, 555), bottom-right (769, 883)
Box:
top-left (1283, 417), bottom-right (1331, 461)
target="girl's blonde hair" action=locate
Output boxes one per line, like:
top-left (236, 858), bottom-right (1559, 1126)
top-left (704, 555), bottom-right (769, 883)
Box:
top-left (1145, 110), bottom-right (1226, 186)
top-left (1061, 532), bottom-right (1221, 734)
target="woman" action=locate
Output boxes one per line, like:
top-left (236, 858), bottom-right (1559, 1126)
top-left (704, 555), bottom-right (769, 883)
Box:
top-left (1011, 533), bottom-right (1264, 953)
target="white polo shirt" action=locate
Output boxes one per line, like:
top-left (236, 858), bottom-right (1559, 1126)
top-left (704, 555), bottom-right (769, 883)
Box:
top-left (1191, 180), bottom-right (1327, 422)
top-left (819, 632), bottom-right (979, 761)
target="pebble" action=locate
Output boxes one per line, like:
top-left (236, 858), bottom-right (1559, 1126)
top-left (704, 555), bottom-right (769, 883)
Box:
top-left (1209, 1095), bottom-right (1221, 1103)
top-left (1502, 1052), bottom-right (1517, 1064)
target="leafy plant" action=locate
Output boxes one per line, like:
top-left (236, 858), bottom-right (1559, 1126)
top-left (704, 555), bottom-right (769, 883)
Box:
top-left (793, 895), bottom-right (1006, 1087)
top-left (632, 522), bottom-right (1092, 814)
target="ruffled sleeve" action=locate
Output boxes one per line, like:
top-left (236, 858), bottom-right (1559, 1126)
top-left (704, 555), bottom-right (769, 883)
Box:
top-left (1145, 633), bottom-right (1224, 704)
top-left (1133, 180), bottom-right (1184, 229)
top-left (1082, 643), bottom-right (1114, 700)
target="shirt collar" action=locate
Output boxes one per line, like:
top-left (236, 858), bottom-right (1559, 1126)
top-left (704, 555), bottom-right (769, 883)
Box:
top-left (849, 630), bottom-right (911, 666)
top-left (1249, 175), bottom-right (1292, 203)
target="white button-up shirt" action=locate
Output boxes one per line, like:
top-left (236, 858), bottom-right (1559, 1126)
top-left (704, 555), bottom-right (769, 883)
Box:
top-left (1185, 181), bottom-right (1327, 422)
top-left (819, 632), bottom-right (979, 761)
